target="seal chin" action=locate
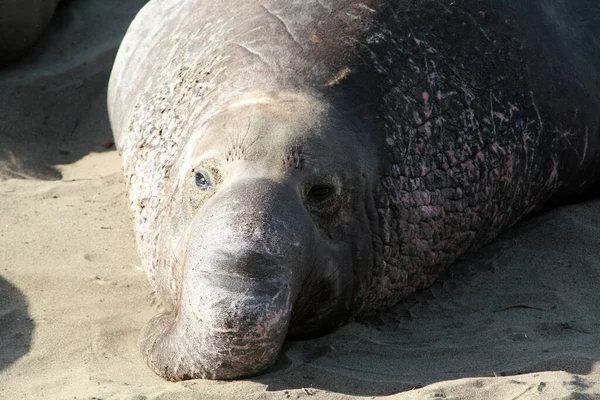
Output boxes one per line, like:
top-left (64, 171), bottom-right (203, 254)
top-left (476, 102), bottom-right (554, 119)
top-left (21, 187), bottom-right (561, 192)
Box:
top-left (139, 279), bottom-right (293, 380)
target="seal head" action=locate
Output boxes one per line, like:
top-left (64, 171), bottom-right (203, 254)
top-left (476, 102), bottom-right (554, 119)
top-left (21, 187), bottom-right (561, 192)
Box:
top-left (138, 92), bottom-right (378, 379)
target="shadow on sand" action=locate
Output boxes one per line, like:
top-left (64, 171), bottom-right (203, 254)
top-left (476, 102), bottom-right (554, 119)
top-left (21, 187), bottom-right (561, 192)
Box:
top-left (0, 276), bottom-right (33, 373)
top-left (0, 0), bottom-right (149, 180)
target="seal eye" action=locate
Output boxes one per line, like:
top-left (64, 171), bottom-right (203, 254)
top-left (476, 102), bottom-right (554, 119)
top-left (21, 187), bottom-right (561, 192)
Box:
top-left (194, 171), bottom-right (211, 190)
top-left (307, 184), bottom-right (333, 202)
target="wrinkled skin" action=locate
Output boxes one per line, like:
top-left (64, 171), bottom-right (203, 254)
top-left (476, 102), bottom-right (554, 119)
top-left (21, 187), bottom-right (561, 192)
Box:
top-left (0, 0), bottom-right (61, 66)
top-left (108, 0), bottom-right (600, 380)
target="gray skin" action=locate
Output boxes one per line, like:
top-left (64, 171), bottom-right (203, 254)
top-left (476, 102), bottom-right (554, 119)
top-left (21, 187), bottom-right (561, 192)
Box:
top-left (0, 0), bottom-right (61, 66)
top-left (108, 0), bottom-right (600, 381)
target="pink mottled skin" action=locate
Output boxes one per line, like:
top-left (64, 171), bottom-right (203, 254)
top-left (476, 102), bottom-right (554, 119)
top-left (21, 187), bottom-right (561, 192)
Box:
top-left (108, 0), bottom-right (600, 381)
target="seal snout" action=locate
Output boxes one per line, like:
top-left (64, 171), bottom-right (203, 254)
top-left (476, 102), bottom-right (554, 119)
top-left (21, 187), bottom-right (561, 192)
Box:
top-left (139, 179), bottom-right (312, 380)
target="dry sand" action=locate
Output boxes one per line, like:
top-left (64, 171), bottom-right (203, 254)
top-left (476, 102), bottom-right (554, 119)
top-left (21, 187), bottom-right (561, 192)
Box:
top-left (1, 1), bottom-right (599, 399)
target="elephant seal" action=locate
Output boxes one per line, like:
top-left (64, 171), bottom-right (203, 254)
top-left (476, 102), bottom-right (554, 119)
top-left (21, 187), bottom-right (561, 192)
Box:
top-left (108, 0), bottom-right (600, 380)
top-left (0, 0), bottom-right (61, 66)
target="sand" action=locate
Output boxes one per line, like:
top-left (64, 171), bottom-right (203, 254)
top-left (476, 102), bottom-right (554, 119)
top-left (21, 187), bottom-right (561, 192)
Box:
top-left (1, 1), bottom-right (599, 399)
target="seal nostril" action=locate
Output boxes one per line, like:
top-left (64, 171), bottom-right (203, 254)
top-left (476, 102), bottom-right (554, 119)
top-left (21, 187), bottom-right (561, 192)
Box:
top-left (307, 184), bottom-right (333, 202)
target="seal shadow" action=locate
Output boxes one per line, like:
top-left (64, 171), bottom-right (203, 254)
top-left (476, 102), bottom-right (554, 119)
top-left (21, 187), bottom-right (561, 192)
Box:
top-left (0, 275), bottom-right (34, 372)
top-left (252, 199), bottom-right (600, 396)
top-left (0, 0), bottom-right (149, 180)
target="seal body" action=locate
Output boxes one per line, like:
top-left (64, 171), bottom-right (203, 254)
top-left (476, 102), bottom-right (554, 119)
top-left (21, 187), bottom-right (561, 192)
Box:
top-left (0, 0), bottom-right (61, 66)
top-left (108, 0), bottom-right (600, 380)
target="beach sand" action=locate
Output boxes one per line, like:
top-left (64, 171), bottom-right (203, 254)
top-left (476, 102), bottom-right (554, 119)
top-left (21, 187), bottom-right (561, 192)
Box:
top-left (1, 1), bottom-right (599, 398)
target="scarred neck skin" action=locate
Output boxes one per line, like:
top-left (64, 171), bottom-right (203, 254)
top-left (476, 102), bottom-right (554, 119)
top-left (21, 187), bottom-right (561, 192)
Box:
top-left (361, 2), bottom-right (600, 310)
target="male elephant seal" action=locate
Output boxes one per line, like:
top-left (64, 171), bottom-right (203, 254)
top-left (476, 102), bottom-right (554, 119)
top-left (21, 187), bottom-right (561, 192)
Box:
top-left (0, 0), bottom-right (61, 66)
top-left (108, 0), bottom-right (600, 380)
